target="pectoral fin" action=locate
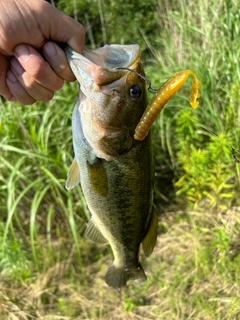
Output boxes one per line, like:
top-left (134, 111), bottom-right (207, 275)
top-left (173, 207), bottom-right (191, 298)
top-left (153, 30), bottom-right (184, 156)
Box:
top-left (85, 219), bottom-right (108, 244)
top-left (87, 158), bottom-right (108, 196)
top-left (142, 209), bottom-right (158, 257)
top-left (65, 158), bottom-right (80, 190)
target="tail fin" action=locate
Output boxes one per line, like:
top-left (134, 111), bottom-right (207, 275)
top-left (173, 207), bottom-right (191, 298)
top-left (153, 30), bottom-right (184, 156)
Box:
top-left (105, 264), bottom-right (147, 290)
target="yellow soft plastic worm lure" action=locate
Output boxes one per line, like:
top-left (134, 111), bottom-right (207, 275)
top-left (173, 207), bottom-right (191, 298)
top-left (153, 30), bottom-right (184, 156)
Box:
top-left (134, 70), bottom-right (201, 140)
top-left (116, 68), bottom-right (201, 141)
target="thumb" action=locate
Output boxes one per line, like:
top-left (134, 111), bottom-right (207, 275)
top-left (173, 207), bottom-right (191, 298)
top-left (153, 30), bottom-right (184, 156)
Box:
top-left (42, 2), bottom-right (85, 53)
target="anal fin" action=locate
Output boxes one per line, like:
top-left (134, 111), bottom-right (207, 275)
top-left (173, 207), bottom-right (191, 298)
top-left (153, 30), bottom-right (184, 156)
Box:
top-left (142, 209), bottom-right (158, 257)
top-left (85, 219), bottom-right (108, 244)
top-left (65, 158), bottom-right (80, 190)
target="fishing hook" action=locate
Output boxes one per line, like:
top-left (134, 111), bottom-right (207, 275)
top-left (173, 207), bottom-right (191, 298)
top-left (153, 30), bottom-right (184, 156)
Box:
top-left (115, 67), bottom-right (158, 94)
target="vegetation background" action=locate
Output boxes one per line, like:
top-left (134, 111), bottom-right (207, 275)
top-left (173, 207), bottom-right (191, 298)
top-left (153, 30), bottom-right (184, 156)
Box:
top-left (1, 0), bottom-right (240, 319)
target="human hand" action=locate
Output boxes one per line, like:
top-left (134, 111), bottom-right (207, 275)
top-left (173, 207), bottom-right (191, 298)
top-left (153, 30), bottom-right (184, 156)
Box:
top-left (0, 0), bottom-right (85, 104)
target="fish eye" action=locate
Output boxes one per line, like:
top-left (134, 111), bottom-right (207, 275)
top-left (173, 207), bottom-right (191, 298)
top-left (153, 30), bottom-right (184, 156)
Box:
top-left (129, 84), bottom-right (142, 100)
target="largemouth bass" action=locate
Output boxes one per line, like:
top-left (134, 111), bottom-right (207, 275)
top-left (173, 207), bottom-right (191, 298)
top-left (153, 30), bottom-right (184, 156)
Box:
top-left (65, 44), bottom-right (158, 290)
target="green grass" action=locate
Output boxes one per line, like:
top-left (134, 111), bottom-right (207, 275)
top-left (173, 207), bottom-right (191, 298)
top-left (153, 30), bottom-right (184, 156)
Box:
top-left (147, 0), bottom-right (240, 210)
top-left (1, 0), bottom-right (240, 319)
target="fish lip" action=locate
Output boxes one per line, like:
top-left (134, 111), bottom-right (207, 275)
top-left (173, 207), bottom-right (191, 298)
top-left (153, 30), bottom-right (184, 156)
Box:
top-left (65, 44), bottom-right (140, 86)
top-left (65, 44), bottom-right (140, 68)
top-left (83, 44), bottom-right (140, 69)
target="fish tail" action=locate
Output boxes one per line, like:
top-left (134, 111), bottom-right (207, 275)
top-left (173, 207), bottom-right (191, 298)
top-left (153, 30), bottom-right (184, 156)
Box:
top-left (105, 263), bottom-right (147, 290)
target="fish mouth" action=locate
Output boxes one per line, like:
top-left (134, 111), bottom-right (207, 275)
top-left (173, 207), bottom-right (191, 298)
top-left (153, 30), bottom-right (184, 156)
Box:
top-left (65, 44), bottom-right (140, 86)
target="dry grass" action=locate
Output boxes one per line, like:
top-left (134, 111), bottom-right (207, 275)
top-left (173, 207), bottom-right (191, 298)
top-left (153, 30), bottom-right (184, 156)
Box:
top-left (1, 208), bottom-right (240, 320)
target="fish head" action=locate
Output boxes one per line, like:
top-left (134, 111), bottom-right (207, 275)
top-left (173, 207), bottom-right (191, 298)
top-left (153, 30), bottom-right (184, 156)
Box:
top-left (65, 44), bottom-right (146, 161)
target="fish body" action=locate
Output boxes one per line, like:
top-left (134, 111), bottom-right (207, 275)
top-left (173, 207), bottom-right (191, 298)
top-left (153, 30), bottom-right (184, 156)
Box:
top-left (65, 44), bottom-right (158, 290)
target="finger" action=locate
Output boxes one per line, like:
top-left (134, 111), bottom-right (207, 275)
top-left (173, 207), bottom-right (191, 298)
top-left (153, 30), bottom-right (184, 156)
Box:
top-left (0, 53), bottom-right (15, 101)
top-left (10, 57), bottom-right (54, 102)
top-left (6, 69), bottom-right (36, 105)
top-left (14, 44), bottom-right (64, 91)
top-left (41, 3), bottom-right (85, 53)
top-left (42, 42), bottom-right (75, 82)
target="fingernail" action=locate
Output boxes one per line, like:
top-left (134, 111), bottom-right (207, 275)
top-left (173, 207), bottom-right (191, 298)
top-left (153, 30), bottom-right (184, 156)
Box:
top-left (14, 44), bottom-right (30, 62)
top-left (10, 58), bottom-right (24, 75)
top-left (43, 42), bottom-right (57, 59)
